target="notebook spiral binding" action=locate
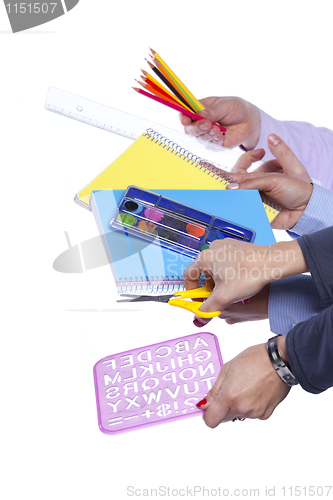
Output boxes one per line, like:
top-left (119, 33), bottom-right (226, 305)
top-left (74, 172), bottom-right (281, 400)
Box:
top-left (145, 129), bottom-right (236, 186)
top-left (117, 275), bottom-right (206, 295)
top-left (263, 200), bottom-right (280, 216)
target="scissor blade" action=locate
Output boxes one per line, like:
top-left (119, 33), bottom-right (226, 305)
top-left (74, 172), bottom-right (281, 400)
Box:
top-left (117, 295), bottom-right (173, 303)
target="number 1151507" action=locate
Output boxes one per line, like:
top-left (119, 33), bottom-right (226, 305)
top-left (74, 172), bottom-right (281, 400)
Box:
top-left (5, 3), bottom-right (58, 14)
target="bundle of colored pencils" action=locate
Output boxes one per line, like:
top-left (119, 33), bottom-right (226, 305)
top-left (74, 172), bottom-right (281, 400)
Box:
top-left (133, 48), bottom-right (226, 134)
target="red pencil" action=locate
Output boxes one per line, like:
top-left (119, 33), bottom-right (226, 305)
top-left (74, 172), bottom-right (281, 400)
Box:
top-left (138, 78), bottom-right (183, 107)
top-left (133, 87), bottom-right (226, 133)
top-left (146, 60), bottom-right (195, 112)
top-left (136, 81), bottom-right (190, 111)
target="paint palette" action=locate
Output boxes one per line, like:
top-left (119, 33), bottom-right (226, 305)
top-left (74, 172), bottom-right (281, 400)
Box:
top-left (110, 186), bottom-right (256, 258)
top-left (93, 332), bottom-right (222, 434)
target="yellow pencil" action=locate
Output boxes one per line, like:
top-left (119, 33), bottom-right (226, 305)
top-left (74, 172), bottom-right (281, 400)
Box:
top-left (149, 47), bottom-right (204, 112)
top-left (146, 59), bottom-right (196, 112)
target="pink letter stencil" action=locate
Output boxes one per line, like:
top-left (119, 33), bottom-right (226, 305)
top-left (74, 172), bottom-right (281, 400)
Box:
top-left (93, 332), bottom-right (222, 434)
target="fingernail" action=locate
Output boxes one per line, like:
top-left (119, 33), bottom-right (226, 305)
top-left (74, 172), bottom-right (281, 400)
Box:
top-left (226, 182), bottom-right (239, 190)
top-left (196, 398), bottom-right (207, 408)
top-left (200, 123), bottom-right (209, 131)
top-left (268, 133), bottom-right (281, 146)
top-left (209, 130), bottom-right (215, 136)
top-left (193, 317), bottom-right (205, 328)
top-left (242, 299), bottom-right (249, 304)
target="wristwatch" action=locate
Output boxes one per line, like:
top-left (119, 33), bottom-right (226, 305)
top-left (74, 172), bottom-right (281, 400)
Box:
top-left (266, 336), bottom-right (298, 387)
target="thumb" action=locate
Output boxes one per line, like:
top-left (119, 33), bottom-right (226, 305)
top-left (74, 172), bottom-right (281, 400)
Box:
top-left (197, 104), bottom-right (225, 123)
top-left (267, 134), bottom-right (312, 182)
top-left (198, 283), bottom-right (229, 315)
top-left (196, 362), bottom-right (229, 410)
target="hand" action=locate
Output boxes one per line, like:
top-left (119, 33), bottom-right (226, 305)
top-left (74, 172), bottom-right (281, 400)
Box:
top-left (192, 284), bottom-right (270, 328)
top-left (226, 136), bottom-right (314, 230)
top-left (183, 239), bottom-right (308, 315)
top-left (196, 340), bottom-right (291, 425)
top-left (179, 96), bottom-right (261, 150)
top-left (231, 133), bottom-right (312, 183)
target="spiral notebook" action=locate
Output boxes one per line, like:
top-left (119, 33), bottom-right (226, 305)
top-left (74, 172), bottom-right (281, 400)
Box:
top-left (90, 187), bottom-right (276, 294)
top-left (75, 129), bottom-right (279, 223)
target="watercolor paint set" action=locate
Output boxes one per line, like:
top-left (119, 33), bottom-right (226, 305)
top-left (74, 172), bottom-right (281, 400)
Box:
top-left (93, 332), bottom-right (223, 434)
top-left (109, 186), bottom-right (256, 258)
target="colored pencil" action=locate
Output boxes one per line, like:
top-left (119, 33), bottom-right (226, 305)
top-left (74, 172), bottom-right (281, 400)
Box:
top-left (136, 80), bottom-right (186, 108)
top-left (141, 70), bottom-right (193, 112)
top-left (151, 56), bottom-right (200, 113)
top-left (146, 60), bottom-right (194, 112)
top-left (149, 58), bottom-right (196, 112)
top-left (133, 87), bottom-right (226, 133)
top-left (150, 48), bottom-right (204, 112)
top-left (140, 74), bottom-right (182, 103)
top-left (147, 50), bottom-right (224, 132)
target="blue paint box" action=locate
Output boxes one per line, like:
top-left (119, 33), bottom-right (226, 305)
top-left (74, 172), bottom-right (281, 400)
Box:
top-left (110, 186), bottom-right (256, 258)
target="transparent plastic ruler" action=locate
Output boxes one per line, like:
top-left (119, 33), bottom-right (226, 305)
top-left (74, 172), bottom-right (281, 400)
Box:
top-left (45, 87), bottom-right (257, 171)
top-left (46, 86), bottom-right (159, 141)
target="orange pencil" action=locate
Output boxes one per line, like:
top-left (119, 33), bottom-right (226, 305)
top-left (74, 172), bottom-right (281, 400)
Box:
top-left (140, 74), bottom-right (193, 112)
top-left (149, 49), bottom-right (224, 131)
top-left (150, 48), bottom-right (203, 111)
top-left (146, 60), bottom-right (195, 112)
top-left (141, 70), bottom-right (193, 112)
top-left (150, 58), bottom-right (195, 111)
top-left (136, 80), bottom-right (186, 108)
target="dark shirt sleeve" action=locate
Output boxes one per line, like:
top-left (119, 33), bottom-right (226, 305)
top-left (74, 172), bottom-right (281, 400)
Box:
top-left (297, 226), bottom-right (333, 302)
top-left (286, 306), bottom-right (333, 394)
top-left (286, 227), bottom-right (333, 393)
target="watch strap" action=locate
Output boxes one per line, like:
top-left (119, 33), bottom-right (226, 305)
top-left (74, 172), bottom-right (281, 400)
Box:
top-left (267, 336), bottom-right (298, 387)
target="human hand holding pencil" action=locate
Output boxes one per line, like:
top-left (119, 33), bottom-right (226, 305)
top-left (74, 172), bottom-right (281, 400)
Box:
top-left (134, 49), bottom-right (226, 134)
top-left (179, 95), bottom-right (261, 149)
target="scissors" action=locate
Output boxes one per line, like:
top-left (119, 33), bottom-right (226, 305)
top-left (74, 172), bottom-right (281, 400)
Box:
top-left (117, 285), bottom-right (221, 318)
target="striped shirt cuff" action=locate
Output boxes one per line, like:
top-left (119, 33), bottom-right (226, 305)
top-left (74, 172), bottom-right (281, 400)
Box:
top-left (289, 183), bottom-right (333, 236)
top-left (268, 275), bottom-right (332, 335)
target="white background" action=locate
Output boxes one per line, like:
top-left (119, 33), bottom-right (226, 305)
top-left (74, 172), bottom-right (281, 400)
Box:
top-left (1, 1), bottom-right (333, 499)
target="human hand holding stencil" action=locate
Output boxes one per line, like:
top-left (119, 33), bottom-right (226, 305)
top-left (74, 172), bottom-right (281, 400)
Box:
top-left (196, 341), bottom-right (291, 425)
